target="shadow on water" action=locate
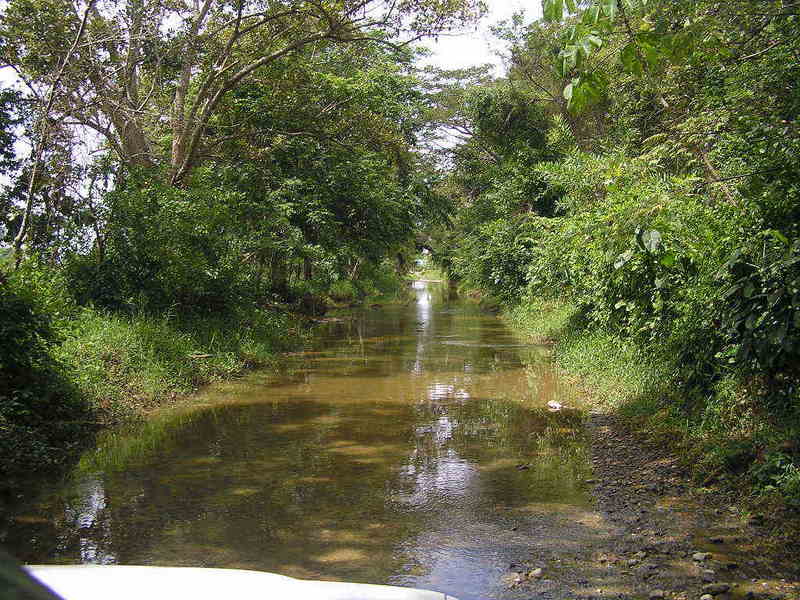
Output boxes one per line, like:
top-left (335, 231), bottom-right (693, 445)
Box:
top-left (1, 281), bottom-right (598, 600)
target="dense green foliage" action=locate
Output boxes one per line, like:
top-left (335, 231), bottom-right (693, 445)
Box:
top-left (430, 0), bottom-right (800, 506)
top-left (0, 267), bottom-right (86, 478)
top-left (3, 0), bottom-right (799, 511)
top-left (0, 260), bottom-right (301, 490)
top-left (0, 2), bottom-right (484, 482)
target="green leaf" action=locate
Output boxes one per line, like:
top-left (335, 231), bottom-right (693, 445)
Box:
top-left (587, 34), bottom-right (603, 49)
top-left (600, 0), bottom-right (617, 20)
top-left (561, 46), bottom-right (578, 73)
top-left (582, 4), bottom-right (601, 25)
top-left (579, 37), bottom-right (594, 59)
top-left (621, 43), bottom-right (643, 75)
top-left (543, 0), bottom-right (564, 22)
top-left (565, 0), bottom-right (577, 12)
top-left (660, 252), bottom-right (676, 268)
top-left (769, 320), bottom-right (788, 344)
top-left (769, 229), bottom-right (789, 246)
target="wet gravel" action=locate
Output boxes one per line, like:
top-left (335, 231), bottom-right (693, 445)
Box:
top-left (501, 412), bottom-right (800, 600)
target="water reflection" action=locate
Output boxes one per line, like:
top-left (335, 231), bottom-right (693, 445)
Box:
top-left (2, 282), bottom-right (590, 600)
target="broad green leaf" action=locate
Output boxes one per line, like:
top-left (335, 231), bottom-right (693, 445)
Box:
top-left (660, 252), bottom-right (676, 268)
top-left (561, 46), bottom-right (578, 72)
top-left (769, 229), bottom-right (789, 246)
top-left (640, 40), bottom-right (661, 68)
top-left (543, 0), bottom-right (564, 22)
top-left (579, 37), bottom-right (594, 59)
top-left (620, 43), bottom-right (643, 75)
top-left (600, 0), bottom-right (617, 20)
top-left (582, 4), bottom-right (601, 25)
top-left (567, 24), bottom-right (579, 41)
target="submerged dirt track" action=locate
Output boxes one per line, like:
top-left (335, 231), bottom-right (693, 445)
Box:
top-left (2, 282), bottom-right (799, 600)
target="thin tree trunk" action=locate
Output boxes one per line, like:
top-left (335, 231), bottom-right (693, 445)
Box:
top-left (13, 0), bottom-right (96, 266)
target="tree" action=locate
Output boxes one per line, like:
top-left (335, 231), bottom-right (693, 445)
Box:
top-left (1, 0), bottom-right (485, 185)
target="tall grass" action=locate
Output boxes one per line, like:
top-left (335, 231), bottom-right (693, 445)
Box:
top-left (54, 306), bottom-right (302, 423)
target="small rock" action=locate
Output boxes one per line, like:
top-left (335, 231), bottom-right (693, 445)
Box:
top-left (725, 562), bottom-right (739, 570)
top-left (529, 568), bottom-right (543, 579)
top-left (710, 536), bottom-right (724, 544)
top-left (693, 552), bottom-right (712, 562)
top-left (628, 559), bottom-right (640, 566)
top-left (649, 590), bottom-right (666, 600)
top-left (501, 573), bottom-right (521, 587)
top-left (701, 595), bottom-right (714, 600)
top-left (702, 583), bottom-right (731, 595)
top-left (701, 569), bottom-right (716, 583)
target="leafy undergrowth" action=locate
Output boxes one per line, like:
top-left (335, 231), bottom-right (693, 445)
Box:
top-left (1, 267), bottom-right (304, 493)
top-left (506, 298), bottom-right (800, 517)
top-left (55, 306), bottom-right (303, 423)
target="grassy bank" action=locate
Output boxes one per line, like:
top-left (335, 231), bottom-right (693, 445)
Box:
top-left (0, 268), bottom-right (304, 495)
top-left (55, 306), bottom-right (302, 422)
top-left (506, 298), bottom-right (800, 515)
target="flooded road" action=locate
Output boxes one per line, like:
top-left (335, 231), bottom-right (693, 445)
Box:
top-left (2, 282), bottom-right (595, 599)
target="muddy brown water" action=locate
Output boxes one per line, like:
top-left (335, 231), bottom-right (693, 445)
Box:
top-left (2, 282), bottom-right (594, 600)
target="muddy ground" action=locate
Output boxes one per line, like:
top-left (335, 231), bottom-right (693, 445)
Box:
top-left (501, 411), bottom-right (800, 600)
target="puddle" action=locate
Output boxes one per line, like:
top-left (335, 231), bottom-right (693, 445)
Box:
top-left (1, 282), bottom-right (591, 599)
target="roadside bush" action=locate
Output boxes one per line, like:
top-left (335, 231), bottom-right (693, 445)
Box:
top-left (451, 217), bottom-right (539, 304)
top-left (65, 177), bottom-right (257, 314)
top-left (55, 305), bottom-right (299, 422)
top-left (0, 266), bottom-right (89, 482)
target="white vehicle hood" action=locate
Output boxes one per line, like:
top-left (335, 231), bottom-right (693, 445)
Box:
top-left (26, 565), bottom-right (457, 600)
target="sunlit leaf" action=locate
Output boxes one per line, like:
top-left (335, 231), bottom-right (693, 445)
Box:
top-left (600, 0), bottom-right (617, 20)
top-left (543, 0), bottom-right (564, 22)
